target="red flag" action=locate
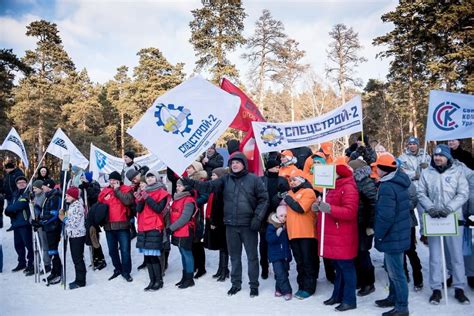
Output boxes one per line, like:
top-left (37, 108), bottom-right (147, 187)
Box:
top-left (220, 78), bottom-right (265, 132)
top-left (240, 129), bottom-right (264, 176)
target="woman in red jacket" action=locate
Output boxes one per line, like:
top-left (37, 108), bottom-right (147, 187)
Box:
top-left (135, 171), bottom-right (170, 291)
top-left (313, 159), bottom-right (359, 312)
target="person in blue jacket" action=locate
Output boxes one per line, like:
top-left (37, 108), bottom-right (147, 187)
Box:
top-left (4, 175), bottom-right (34, 275)
top-left (371, 153), bottom-right (411, 316)
top-left (266, 204), bottom-right (292, 301)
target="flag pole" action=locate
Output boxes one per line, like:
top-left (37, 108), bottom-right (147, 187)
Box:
top-left (26, 151), bottom-right (48, 191)
top-left (319, 188), bottom-right (326, 257)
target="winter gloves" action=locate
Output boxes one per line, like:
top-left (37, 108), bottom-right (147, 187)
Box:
top-left (366, 228), bottom-right (375, 236)
top-left (312, 201), bottom-right (331, 214)
top-left (427, 207), bottom-right (452, 218)
top-left (250, 217), bottom-right (262, 232)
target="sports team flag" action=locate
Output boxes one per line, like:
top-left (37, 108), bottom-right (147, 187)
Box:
top-left (90, 143), bottom-right (166, 181)
top-left (127, 75), bottom-right (240, 175)
top-left (0, 127), bottom-right (29, 168)
top-left (425, 90), bottom-right (474, 141)
top-left (252, 96), bottom-right (363, 153)
top-left (221, 78), bottom-right (266, 175)
top-left (46, 128), bottom-right (89, 169)
top-left (221, 78), bottom-right (265, 132)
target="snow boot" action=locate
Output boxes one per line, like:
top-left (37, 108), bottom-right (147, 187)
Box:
top-left (429, 290), bottom-right (442, 305)
top-left (217, 253), bottom-right (229, 282)
top-left (144, 264), bottom-right (156, 291)
top-left (178, 272), bottom-right (195, 289)
top-left (454, 288), bottom-right (470, 305)
top-left (150, 262), bottom-right (163, 291)
top-left (175, 270), bottom-right (185, 287)
top-left (137, 259), bottom-right (147, 271)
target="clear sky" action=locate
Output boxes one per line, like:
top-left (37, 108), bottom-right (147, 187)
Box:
top-left (0, 0), bottom-right (397, 89)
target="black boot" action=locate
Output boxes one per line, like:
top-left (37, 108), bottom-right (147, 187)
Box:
top-left (179, 272), bottom-right (195, 289)
top-left (150, 262), bottom-right (163, 291)
top-left (137, 258), bottom-right (147, 271)
top-left (213, 253), bottom-right (223, 278)
top-left (144, 264), bottom-right (155, 291)
top-left (159, 254), bottom-right (166, 277)
top-left (217, 253), bottom-right (229, 282)
top-left (164, 250), bottom-right (170, 271)
top-left (175, 270), bottom-right (185, 287)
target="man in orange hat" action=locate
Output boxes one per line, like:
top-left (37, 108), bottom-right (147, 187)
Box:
top-left (279, 150), bottom-right (299, 181)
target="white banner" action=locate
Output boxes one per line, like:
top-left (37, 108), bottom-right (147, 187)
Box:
top-left (425, 90), bottom-right (474, 141)
top-left (46, 128), bottom-right (89, 169)
top-left (127, 75), bottom-right (240, 174)
top-left (0, 127), bottom-right (29, 168)
top-left (90, 143), bottom-right (166, 181)
top-left (252, 96), bottom-right (363, 153)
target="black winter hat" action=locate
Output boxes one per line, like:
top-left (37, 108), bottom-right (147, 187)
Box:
top-left (15, 175), bottom-right (28, 183)
top-left (42, 178), bottom-right (56, 189)
top-left (124, 150), bottom-right (135, 160)
top-left (109, 171), bottom-right (122, 181)
top-left (228, 152), bottom-right (248, 170)
top-left (126, 168), bottom-right (140, 181)
top-left (265, 159), bottom-right (280, 170)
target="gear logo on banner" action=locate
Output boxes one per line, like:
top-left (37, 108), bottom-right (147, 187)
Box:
top-left (95, 150), bottom-right (107, 169)
top-left (155, 103), bottom-right (193, 137)
top-left (433, 101), bottom-right (460, 131)
top-left (260, 125), bottom-right (284, 147)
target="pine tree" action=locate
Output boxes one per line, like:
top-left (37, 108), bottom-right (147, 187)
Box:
top-left (189, 1), bottom-right (246, 83)
top-left (271, 38), bottom-right (307, 121)
top-left (131, 47), bottom-right (185, 115)
top-left (10, 20), bottom-right (75, 163)
top-left (0, 49), bottom-right (32, 139)
top-left (242, 9), bottom-right (287, 114)
top-left (325, 23), bottom-right (367, 105)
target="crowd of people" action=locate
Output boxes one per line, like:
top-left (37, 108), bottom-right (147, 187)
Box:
top-left (0, 136), bottom-right (473, 316)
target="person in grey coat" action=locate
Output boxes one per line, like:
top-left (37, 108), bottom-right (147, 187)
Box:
top-left (183, 152), bottom-right (268, 298)
top-left (417, 144), bottom-right (470, 305)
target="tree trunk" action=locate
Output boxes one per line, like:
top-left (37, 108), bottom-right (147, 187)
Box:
top-left (120, 112), bottom-right (125, 157)
top-left (258, 55), bottom-right (266, 115)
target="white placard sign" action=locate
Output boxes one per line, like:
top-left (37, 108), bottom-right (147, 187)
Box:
top-left (423, 213), bottom-right (459, 236)
top-left (313, 164), bottom-right (336, 189)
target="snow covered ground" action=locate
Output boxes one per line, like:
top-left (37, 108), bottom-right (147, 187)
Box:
top-left (0, 221), bottom-right (471, 316)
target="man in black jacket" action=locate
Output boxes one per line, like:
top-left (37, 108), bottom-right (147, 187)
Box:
top-left (184, 152), bottom-right (268, 298)
top-left (448, 139), bottom-right (473, 170)
top-left (199, 144), bottom-right (224, 178)
top-left (3, 162), bottom-right (25, 231)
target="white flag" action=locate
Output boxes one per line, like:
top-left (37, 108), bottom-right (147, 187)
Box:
top-left (46, 128), bottom-right (89, 169)
top-left (252, 96), bottom-right (363, 153)
top-left (90, 143), bottom-right (166, 181)
top-left (0, 127), bottom-right (29, 168)
top-left (127, 75), bottom-right (240, 174)
top-left (425, 90), bottom-right (474, 141)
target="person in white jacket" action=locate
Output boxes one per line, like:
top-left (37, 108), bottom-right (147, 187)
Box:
top-left (59, 186), bottom-right (87, 289)
top-left (399, 136), bottom-right (430, 244)
top-left (417, 144), bottom-right (469, 305)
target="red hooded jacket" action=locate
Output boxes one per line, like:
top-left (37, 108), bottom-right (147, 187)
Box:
top-left (317, 164), bottom-right (359, 260)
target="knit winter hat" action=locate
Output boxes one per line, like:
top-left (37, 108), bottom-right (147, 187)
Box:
top-left (407, 136), bottom-right (420, 145)
top-left (126, 168), bottom-right (140, 181)
top-left (289, 168), bottom-right (306, 183)
top-left (434, 144), bottom-right (453, 161)
top-left (15, 175), bottom-right (27, 183)
top-left (281, 150), bottom-right (294, 159)
top-left (84, 171), bottom-right (93, 183)
top-left (109, 171), bottom-right (122, 182)
top-left (33, 180), bottom-right (44, 190)
top-left (66, 187), bottom-right (80, 200)
top-left (145, 170), bottom-right (160, 180)
top-left (212, 167), bottom-right (227, 178)
top-left (124, 150), bottom-right (135, 160)
top-left (348, 157), bottom-right (367, 171)
top-left (42, 178), bottom-right (56, 189)
top-left (312, 152), bottom-right (326, 165)
top-left (265, 159), bottom-right (280, 170)
top-left (189, 161), bottom-right (204, 172)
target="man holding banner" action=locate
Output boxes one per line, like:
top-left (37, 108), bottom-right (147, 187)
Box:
top-left (417, 144), bottom-right (470, 305)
